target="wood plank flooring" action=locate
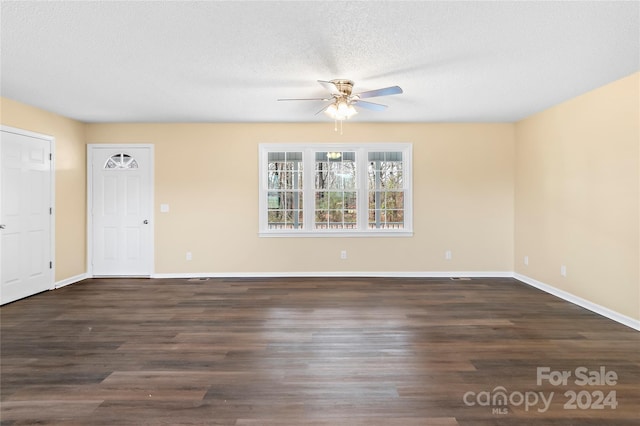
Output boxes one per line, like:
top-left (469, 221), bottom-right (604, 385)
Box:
top-left (1, 277), bottom-right (639, 425)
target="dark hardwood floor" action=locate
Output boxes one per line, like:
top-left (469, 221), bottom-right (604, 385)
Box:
top-left (1, 277), bottom-right (639, 425)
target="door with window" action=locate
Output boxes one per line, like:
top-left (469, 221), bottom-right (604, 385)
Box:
top-left (1, 128), bottom-right (53, 304)
top-left (89, 145), bottom-right (153, 276)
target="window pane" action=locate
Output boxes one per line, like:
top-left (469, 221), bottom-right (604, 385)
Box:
top-left (385, 191), bottom-right (404, 209)
top-left (343, 169), bottom-right (357, 189)
top-left (315, 163), bottom-right (328, 189)
top-left (282, 172), bottom-right (291, 189)
top-left (284, 210), bottom-right (303, 229)
top-left (328, 169), bottom-right (343, 190)
top-left (283, 191), bottom-right (303, 210)
top-left (315, 210), bottom-right (328, 224)
top-left (104, 153), bottom-right (138, 169)
top-left (268, 210), bottom-right (284, 227)
top-left (315, 191), bottom-right (328, 209)
top-left (341, 161), bottom-right (357, 189)
top-left (268, 152), bottom-right (302, 190)
top-left (329, 210), bottom-right (344, 228)
top-left (268, 192), bottom-right (281, 209)
top-left (267, 191), bottom-right (303, 210)
top-left (344, 209), bottom-right (357, 223)
top-left (366, 151), bottom-right (405, 229)
top-left (316, 152), bottom-right (356, 191)
top-left (382, 169), bottom-right (403, 190)
top-left (268, 162), bottom-right (284, 187)
top-left (368, 151), bottom-right (402, 162)
top-left (368, 207), bottom-right (405, 229)
top-left (368, 192), bottom-right (375, 210)
top-left (368, 152), bottom-right (404, 191)
top-left (267, 148), bottom-right (303, 230)
top-left (268, 208), bottom-right (303, 229)
top-left (321, 190), bottom-right (356, 228)
top-left (328, 191), bottom-right (344, 208)
top-left (344, 192), bottom-right (357, 210)
top-left (388, 210), bottom-right (404, 223)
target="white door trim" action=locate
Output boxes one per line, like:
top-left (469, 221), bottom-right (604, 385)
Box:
top-left (87, 144), bottom-right (155, 277)
top-left (0, 125), bottom-right (56, 295)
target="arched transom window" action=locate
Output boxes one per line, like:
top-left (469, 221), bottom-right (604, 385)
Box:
top-left (104, 153), bottom-right (138, 169)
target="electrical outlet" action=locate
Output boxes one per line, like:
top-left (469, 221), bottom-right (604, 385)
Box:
top-left (340, 250), bottom-right (347, 260)
top-left (186, 252), bottom-right (192, 261)
top-left (560, 265), bottom-right (567, 277)
top-left (524, 256), bottom-right (529, 266)
top-left (445, 250), bottom-right (452, 261)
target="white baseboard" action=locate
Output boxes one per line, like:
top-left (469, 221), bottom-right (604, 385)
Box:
top-left (55, 273), bottom-right (89, 289)
top-left (152, 271), bottom-right (513, 279)
top-left (514, 273), bottom-right (640, 331)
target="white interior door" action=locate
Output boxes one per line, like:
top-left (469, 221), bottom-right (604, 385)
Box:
top-left (1, 128), bottom-right (53, 305)
top-left (90, 146), bottom-right (153, 276)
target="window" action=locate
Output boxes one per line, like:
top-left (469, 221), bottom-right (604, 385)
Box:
top-left (368, 152), bottom-right (404, 229)
top-left (259, 143), bottom-right (412, 236)
top-left (315, 151), bottom-right (357, 229)
top-left (104, 153), bottom-right (138, 169)
top-left (267, 152), bottom-right (303, 229)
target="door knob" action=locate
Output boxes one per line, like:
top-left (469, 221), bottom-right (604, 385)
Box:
top-left (0, 224), bottom-right (5, 229)
top-left (143, 220), bottom-right (149, 224)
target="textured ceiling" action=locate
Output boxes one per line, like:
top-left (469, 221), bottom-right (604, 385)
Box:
top-left (1, 1), bottom-right (638, 123)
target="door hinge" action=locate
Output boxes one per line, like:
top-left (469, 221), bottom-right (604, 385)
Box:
top-left (49, 153), bottom-right (53, 161)
top-left (49, 261), bottom-right (53, 269)
top-left (50, 207), bottom-right (53, 215)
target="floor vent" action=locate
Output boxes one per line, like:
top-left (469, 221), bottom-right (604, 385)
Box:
top-left (450, 277), bottom-right (472, 281)
top-left (188, 277), bottom-right (210, 282)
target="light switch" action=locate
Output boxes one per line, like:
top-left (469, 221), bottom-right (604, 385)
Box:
top-left (160, 204), bottom-right (170, 213)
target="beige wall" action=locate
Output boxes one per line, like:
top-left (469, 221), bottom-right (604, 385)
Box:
top-left (515, 72), bottom-right (640, 321)
top-left (2, 73), bottom-right (637, 323)
top-left (86, 122), bottom-right (515, 274)
top-left (1, 97), bottom-right (87, 282)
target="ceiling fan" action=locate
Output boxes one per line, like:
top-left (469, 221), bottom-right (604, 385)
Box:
top-left (278, 79), bottom-right (403, 121)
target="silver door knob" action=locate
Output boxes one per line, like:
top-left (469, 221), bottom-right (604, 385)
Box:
top-left (143, 220), bottom-right (149, 224)
top-left (0, 224), bottom-right (5, 229)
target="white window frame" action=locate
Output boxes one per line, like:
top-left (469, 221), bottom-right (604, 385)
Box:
top-left (259, 143), bottom-right (413, 237)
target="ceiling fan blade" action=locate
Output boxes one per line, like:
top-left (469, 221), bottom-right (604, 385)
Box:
top-left (277, 97), bottom-right (332, 101)
top-left (315, 104), bottom-right (332, 115)
top-left (317, 80), bottom-right (340, 94)
top-left (353, 100), bottom-right (388, 111)
top-left (355, 85), bottom-right (403, 99)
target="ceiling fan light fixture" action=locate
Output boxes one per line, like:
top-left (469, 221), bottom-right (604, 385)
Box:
top-left (338, 100), bottom-right (358, 119)
top-left (324, 102), bottom-right (338, 118)
top-left (325, 99), bottom-right (357, 121)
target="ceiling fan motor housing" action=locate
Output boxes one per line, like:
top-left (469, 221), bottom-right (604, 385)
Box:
top-left (331, 79), bottom-right (354, 96)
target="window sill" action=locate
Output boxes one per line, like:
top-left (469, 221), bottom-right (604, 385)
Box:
top-left (258, 230), bottom-right (413, 238)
